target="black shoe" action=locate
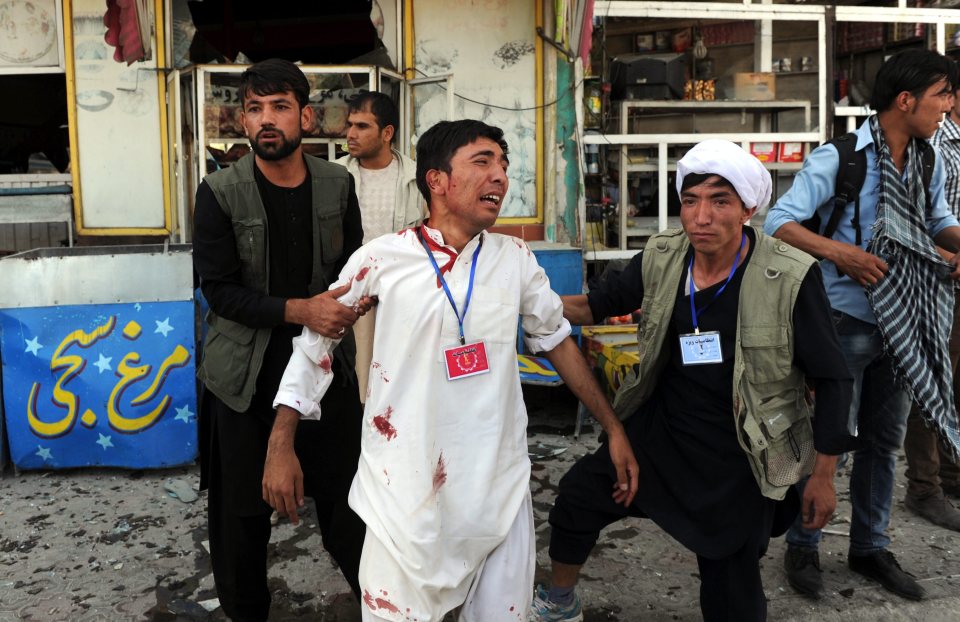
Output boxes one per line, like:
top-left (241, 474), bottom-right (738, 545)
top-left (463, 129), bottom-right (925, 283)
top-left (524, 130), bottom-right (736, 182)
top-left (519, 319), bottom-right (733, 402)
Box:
top-left (941, 483), bottom-right (960, 499)
top-left (784, 546), bottom-right (823, 598)
top-left (848, 550), bottom-right (925, 601)
top-left (905, 493), bottom-right (960, 531)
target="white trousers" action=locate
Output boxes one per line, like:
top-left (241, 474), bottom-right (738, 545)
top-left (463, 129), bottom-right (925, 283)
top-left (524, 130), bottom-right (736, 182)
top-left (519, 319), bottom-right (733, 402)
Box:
top-left (360, 490), bottom-right (534, 622)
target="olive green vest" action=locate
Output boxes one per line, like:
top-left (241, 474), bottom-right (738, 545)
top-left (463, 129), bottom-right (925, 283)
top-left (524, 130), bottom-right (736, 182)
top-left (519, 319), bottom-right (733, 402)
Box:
top-left (612, 227), bottom-right (817, 500)
top-left (199, 153), bottom-right (354, 413)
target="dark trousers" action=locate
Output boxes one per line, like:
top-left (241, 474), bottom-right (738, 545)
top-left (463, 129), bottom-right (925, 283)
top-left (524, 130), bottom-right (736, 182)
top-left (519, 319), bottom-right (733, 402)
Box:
top-left (548, 443), bottom-right (768, 622)
top-left (904, 294), bottom-right (960, 499)
top-left (905, 410), bottom-right (960, 498)
top-left (201, 388), bottom-right (364, 622)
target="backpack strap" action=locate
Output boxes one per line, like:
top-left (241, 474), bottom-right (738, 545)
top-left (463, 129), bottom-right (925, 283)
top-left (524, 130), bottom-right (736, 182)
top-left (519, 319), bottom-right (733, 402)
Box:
top-left (812, 135), bottom-right (933, 243)
top-left (821, 133), bottom-right (867, 244)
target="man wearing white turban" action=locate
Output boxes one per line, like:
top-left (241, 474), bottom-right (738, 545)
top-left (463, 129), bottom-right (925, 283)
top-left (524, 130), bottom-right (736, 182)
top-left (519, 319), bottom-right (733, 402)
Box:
top-left (530, 140), bottom-right (854, 622)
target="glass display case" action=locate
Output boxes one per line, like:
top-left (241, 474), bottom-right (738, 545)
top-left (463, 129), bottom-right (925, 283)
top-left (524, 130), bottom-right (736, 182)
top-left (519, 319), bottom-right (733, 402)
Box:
top-left (194, 64), bottom-right (403, 174)
top-left (171, 64), bottom-right (405, 241)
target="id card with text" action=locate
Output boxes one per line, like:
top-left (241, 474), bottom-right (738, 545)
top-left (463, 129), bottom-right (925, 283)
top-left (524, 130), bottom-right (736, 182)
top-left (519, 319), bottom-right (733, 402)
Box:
top-left (679, 331), bottom-right (723, 365)
top-left (443, 340), bottom-right (491, 380)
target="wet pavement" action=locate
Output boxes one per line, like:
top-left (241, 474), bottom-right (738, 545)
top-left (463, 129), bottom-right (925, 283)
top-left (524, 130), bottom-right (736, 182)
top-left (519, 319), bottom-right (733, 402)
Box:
top-left (3, 387), bottom-right (960, 621)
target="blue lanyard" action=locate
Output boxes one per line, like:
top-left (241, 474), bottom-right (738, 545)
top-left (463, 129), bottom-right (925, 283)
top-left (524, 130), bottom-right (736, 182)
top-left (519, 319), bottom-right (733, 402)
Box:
top-left (418, 229), bottom-right (482, 345)
top-left (688, 233), bottom-right (745, 335)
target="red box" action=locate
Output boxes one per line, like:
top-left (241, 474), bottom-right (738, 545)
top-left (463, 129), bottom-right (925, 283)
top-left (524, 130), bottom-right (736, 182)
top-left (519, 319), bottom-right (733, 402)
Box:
top-left (779, 142), bottom-right (804, 163)
top-left (750, 142), bottom-right (777, 162)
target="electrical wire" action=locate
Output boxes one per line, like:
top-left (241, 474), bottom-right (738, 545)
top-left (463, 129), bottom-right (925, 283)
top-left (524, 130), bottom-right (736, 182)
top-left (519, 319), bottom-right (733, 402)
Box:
top-left (400, 66), bottom-right (584, 112)
top-left (396, 5), bottom-right (614, 115)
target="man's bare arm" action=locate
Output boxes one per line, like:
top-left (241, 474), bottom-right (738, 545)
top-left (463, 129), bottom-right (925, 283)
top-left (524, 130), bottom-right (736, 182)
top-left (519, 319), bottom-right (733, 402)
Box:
top-left (561, 294), bottom-right (595, 326)
top-left (262, 406), bottom-right (305, 524)
top-left (801, 453), bottom-right (839, 529)
top-left (934, 225), bottom-right (960, 254)
top-left (934, 227), bottom-right (960, 280)
top-left (543, 337), bottom-right (638, 506)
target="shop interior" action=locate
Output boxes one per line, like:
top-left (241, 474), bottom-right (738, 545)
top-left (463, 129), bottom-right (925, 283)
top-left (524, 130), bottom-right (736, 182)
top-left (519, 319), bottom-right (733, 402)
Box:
top-left (0, 0), bottom-right (383, 176)
top-left (582, 7), bottom-right (960, 253)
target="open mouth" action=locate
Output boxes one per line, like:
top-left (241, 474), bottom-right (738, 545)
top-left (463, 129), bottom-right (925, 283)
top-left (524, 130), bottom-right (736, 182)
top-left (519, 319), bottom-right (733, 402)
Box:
top-left (480, 194), bottom-right (502, 206)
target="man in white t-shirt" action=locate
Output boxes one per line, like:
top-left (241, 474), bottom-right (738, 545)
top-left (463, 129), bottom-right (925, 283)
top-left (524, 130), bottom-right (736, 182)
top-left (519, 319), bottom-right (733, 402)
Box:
top-left (336, 92), bottom-right (427, 403)
top-left (265, 119), bottom-right (639, 621)
top-left (336, 91), bottom-right (425, 241)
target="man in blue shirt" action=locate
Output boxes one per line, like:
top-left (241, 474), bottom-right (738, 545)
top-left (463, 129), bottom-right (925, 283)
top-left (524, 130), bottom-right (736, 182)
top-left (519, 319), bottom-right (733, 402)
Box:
top-left (902, 71), bottom-right (960, 532)
top-left (765, 49), bottom-right (960, 602)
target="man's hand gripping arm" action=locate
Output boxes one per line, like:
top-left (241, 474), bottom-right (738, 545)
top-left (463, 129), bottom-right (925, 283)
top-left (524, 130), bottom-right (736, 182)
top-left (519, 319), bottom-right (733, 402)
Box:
top-left (544, 338), bottom-right (639, 506)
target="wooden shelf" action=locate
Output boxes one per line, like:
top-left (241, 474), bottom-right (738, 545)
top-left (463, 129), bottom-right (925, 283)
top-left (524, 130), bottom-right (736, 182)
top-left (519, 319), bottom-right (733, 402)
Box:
top-left (207, 137), bottom-right (342, 144)
top-left (616, 99), bottom-right (813, 114)
top-left (838, 36), bottom-right (926, 56)
top-left (772, 70), bottom-right (818, 77)
top-left (623, 160), bottom-right (802, 173)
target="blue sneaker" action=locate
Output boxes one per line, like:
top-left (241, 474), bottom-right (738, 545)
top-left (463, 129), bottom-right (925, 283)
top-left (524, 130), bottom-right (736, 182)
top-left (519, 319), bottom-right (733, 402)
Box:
top-left (528, 583), bottom-right (583, 622)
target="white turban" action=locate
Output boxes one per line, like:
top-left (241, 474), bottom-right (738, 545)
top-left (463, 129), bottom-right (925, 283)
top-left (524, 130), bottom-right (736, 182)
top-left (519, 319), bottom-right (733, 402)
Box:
top-left (675, 140), bottom-right (772, 211)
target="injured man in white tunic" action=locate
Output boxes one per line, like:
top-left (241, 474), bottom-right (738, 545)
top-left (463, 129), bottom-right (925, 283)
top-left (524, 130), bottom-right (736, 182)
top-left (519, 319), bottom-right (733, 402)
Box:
top-left (274, 224), bottom-right (571, 621)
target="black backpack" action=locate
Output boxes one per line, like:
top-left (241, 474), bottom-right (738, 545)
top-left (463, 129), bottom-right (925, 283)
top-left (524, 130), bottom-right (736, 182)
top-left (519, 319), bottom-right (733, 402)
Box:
top-left (802, 132), bottom-right (936, 245)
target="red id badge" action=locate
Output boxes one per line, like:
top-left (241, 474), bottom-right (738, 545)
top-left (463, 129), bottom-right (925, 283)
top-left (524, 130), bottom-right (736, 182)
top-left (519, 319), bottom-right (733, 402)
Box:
top-left (443, 340), bottom-right (491, 380)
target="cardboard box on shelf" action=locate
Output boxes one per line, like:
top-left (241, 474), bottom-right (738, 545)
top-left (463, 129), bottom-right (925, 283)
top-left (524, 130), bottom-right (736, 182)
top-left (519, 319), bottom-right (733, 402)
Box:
top-left (779, 142), bottom-right (804, 163)
top-left (750, 142), bottom-right (777, 162)
top-left (729, 72), bottom-right (776, 101)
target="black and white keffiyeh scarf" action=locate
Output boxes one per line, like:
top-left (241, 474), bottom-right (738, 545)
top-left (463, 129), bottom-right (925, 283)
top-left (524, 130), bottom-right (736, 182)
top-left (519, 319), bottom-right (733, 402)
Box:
top-left (866, 114), bottom-right (960, 459)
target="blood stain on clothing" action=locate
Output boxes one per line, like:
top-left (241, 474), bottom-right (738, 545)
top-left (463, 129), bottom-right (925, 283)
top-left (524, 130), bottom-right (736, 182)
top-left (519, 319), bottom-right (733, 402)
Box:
top-left (318, 354), bottom-right (332, 373)
top-left (373, 406), bottom-right (397, 440)
top-left (356, 265), bottom-right (371, 281)
top-left (374, 590), bottom-right (400, 614)
top-left (374, 597), bottom-right (399, 613)
top-left (371, 361), bottom-right (390, 383)
top-left (432, 452), bottom-right (447, 492)
top-left (512, 238), bottom-right (532, 256)
top-left (361, 589), bottom-right (399, 614)
top-left (383, 468), bottom-right (391, 485)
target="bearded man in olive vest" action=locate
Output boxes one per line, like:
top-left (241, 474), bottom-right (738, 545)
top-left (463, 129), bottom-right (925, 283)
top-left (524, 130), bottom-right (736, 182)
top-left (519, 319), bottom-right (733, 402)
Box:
top-left (193, 58), bottom-right (366, 621)
top-left (530, 140), bottom-right (855, 622)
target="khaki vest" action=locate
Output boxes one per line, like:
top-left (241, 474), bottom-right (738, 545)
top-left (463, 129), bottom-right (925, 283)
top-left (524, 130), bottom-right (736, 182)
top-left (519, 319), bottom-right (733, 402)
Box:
top-left (199, 153), bottom-right (354, 412)
top-left (612, 227), bottom-right (817, 500)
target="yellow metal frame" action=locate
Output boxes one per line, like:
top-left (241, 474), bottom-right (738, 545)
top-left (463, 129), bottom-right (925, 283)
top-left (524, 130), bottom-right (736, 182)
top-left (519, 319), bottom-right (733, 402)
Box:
top-left (65, 0), bottom-right (172, 236)
top-left (403, 0), bottom-right (415, 80)
top-left (505, 0), bottom-right (544, 226)
top-left (402, 0), bottom-right (545, 225)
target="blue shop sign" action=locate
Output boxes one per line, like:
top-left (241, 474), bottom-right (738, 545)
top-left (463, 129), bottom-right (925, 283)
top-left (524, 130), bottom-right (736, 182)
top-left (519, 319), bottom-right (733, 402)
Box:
top-left (0, 301), bottom-right (197, 469)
